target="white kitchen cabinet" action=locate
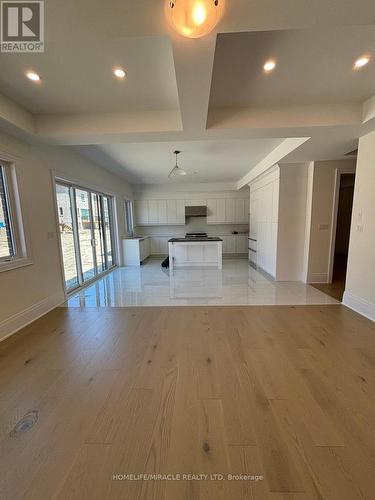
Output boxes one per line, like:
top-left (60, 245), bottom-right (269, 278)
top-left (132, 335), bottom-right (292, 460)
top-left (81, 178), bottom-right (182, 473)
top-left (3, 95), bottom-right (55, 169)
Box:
top-left (157, 200), bottom-right (167, 224)
top-left (147, 200), bottom-right (159, 224)
top-left (140, 237), bottom-right (150, 262)
top-left (250, 196), bottom-right (259, 240)
top-left (134, 200), bottom-right (149, 225)
top-left (216, 199), bottom-right (226, 223)
top-left (167, 199), bottom-right (185, 224)
top-left (236, 234), bottom-right (248, 254)
top-left (123, 237), bottom-right (150, 266)
top-left (134, 196), bottom-right (250, 227)
top-left (225, 199), bottom-right (235, 223)
top-left (207, 199), bottom-right (217, 224)
top-left (220, 235), bottom-right (236, 254)
top-left (134, 199), bottom-right (185, 226)
top-left (207, 198), bottom-right (249, 224)
top-left (207, 199), bottom-right (226, 224)
top-left (148, 199), bottom-right (167, 224)
top-left (235, 199), bottom-right (248, 224)
top-left (220, 235), bottom-right (248, 254)
top-left (150, 237), bottom-right (169, 255)
top-left (249, 168), bottom-right (279, 277)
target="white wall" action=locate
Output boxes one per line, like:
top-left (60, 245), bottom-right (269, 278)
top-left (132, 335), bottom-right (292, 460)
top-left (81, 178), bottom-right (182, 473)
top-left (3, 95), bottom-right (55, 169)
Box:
top-left (277, 163), bottom-right (309, 281)
top-left (344, 131), bottom-right (375, 321)
top-left (304, 159), bottom-right (356, 283)
top-left (0, 131), bottom-right (132, 340)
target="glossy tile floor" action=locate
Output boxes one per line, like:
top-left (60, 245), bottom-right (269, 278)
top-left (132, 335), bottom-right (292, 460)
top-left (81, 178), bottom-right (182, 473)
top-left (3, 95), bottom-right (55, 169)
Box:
top-left (64, 258), bottom-right (339, 307)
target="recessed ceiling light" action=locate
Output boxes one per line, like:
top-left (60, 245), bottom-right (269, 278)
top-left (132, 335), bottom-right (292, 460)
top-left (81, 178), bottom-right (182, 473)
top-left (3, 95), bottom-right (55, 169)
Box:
top-left (354, 56), bottom-right (370, 69)
top-left (263, 60), bottom-right (276, 73)
top-left (113, 68), bottom-right (126, 79)
top-left (26, 71), bottom-right (40, 82)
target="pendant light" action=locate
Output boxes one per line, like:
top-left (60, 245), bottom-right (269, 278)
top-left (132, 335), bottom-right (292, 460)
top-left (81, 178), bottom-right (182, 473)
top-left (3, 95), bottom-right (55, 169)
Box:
top-left (168, 150), bottom-right (187, 178)
top-left (166, 0), bottom-right (225, 39)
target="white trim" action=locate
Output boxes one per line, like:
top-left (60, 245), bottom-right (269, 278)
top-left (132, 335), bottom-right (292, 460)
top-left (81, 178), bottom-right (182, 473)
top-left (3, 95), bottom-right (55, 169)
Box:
top-left (0, 292), bottom-right (65, 342)
top-left (52, 170), bottom-right (118, 198)
top-left (237, 137), bottom-right (310, 189)
top-left (0, 257), bottom-right (33, 273)
top-left (327, 165), bottom-right (356, 283)
top-left (343, 291), bottom-right (375, 323)
top-left (50, 172), bottom-right (68, 300)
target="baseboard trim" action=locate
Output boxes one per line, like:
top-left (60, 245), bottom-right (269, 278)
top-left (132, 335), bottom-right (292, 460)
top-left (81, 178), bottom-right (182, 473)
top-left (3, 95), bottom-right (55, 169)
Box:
top-left (307, 273), bottom-right (329, 284)
top-left (343, 291), bottom-right (375, 323)
top-left (0, 292), bottom-right (65, 342)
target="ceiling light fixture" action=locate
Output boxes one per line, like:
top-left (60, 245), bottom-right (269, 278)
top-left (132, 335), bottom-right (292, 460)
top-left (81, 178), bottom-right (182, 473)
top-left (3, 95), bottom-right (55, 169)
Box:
top-left (166, 0), bottom-right (225, 39)
top-left (168, 150), bottom-right (187, 178)
top-left (113, 67), bottom-right (126, 79)
top-left (263, 60), bottom-right (276, 73)
top-left (26, 71), bottom-right (41, 82)
top-left (354, 55), bottom-right (370, 69)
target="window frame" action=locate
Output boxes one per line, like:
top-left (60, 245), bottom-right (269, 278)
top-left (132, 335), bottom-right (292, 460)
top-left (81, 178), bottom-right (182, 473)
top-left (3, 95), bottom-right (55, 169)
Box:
top-left (54, 176), bottom-right (118, 294)
top-left (0, 158), bottom-right (31, 273)
top-left (125, 199), bottom-right (134, 236)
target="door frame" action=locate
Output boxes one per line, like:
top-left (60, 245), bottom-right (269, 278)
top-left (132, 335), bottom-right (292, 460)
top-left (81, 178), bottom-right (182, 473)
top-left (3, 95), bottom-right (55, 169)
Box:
top-left (327, 165), bottom-right (356, 284)
top-left (51, 172), bottom-right (118, 298)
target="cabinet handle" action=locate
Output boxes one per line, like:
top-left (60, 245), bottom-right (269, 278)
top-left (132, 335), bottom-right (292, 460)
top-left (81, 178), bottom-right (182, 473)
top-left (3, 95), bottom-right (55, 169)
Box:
top-left (248, 248), bottom-right (257, 253)
top-left (248, 238), bottom-right (257, 242)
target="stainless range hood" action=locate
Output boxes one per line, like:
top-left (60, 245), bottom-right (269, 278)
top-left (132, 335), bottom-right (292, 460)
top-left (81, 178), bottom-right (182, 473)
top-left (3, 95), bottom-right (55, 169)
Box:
top-left (185, 206), bottom-right (207, 218)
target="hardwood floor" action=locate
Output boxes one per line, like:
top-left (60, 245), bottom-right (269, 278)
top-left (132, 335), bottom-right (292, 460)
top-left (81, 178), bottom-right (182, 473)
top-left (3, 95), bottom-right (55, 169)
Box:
top-left (1, 304), bottom-right (375, 499)
top-left (311, 254), bottom-right (348, 302)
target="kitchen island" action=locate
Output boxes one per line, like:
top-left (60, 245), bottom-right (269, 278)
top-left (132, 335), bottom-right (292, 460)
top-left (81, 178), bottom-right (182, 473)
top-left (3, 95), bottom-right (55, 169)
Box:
top-left (168, 237), bottom-right (223, 270)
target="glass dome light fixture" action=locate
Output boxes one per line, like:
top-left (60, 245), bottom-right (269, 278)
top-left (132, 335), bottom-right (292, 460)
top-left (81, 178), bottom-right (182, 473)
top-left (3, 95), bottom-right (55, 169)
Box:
top-left (166, 0), bottom-right (225, 39)
top-left (168, 150), bottom-right (187, 178)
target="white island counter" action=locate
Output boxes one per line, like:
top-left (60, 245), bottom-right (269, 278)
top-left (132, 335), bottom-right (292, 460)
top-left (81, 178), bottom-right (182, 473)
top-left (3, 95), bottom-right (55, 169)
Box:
top-left (168, 238), bottom-right (223, 270)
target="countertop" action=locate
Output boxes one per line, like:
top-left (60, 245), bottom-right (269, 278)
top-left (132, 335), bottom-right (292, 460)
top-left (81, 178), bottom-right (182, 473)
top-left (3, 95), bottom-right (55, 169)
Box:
top-left (168, 237), bottom-right (223, 242)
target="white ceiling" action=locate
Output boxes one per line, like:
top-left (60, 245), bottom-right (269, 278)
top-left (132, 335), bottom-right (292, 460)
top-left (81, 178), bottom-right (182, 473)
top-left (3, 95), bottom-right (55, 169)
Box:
top-left (209, 27), bottom-right (375, 108)
top-left (0, 36), bottom-right (179, 114)
top-left (0, 0), bottom-right (375, 186)
top-left (77, 138), bottom-right (283, 183)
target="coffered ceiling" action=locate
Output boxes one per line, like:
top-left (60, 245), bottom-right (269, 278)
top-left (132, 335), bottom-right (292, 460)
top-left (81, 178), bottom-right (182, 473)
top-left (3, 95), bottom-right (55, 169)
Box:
top-left (0, 0), bottom-right (375, 184)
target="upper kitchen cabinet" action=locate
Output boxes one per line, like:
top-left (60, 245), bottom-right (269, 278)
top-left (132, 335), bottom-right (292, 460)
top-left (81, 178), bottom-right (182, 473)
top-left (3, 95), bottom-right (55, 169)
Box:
top-left (167, 199), bottom-right (185, 224)
top-left (207, 198), bottom-right (249, 224)
top-left (147, 200), bottom-right (159, 224)
top-left (134, 200), bottom-right (149, 225)
top-left (234, 199), bottom-right (248, 224)
top-left (225, 199), bottom-right (235, 223)
top-left (134, 198), bottom-right (185, 226)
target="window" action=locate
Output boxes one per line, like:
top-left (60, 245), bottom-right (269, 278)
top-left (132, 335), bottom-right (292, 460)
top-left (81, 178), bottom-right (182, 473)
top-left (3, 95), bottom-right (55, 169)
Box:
top-left (0, 166), bottom-right (15, 259)
top-left (0, 162), bottom-right (29, 271)
top-left (125, 200), bottom-right (134, 236)
top-left (55, 181), bottom-right (116, 291)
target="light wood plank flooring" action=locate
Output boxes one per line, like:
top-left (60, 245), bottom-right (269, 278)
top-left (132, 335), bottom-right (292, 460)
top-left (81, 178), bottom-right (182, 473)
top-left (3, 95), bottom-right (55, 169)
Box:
top-left (1, 305), bottom-right (375, 499)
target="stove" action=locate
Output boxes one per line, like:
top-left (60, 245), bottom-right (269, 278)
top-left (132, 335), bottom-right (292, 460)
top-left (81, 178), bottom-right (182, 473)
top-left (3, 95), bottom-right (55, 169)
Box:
top-left (185, 232), bottom-right (208, 238)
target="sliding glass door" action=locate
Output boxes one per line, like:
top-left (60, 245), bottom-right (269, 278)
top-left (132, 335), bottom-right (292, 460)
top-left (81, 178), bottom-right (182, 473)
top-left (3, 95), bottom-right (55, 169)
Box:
top-left (56, 181), bottom-right (115, 292)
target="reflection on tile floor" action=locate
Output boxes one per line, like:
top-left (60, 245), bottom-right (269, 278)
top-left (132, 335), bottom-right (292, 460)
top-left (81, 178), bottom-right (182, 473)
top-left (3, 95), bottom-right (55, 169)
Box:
top-left (64, 258), bottom-right (339, 307)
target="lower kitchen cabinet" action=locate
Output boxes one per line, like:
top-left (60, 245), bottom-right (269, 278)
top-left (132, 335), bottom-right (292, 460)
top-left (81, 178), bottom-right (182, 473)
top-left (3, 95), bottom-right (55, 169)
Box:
top-left (150, 237), bottom-right (169, 255)
top-left (236, 234), bottom-right (248, 254)
top-left (220, 234), bottom-right (249, 254)
top-left (123, 237), bottom-right (151, 266)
